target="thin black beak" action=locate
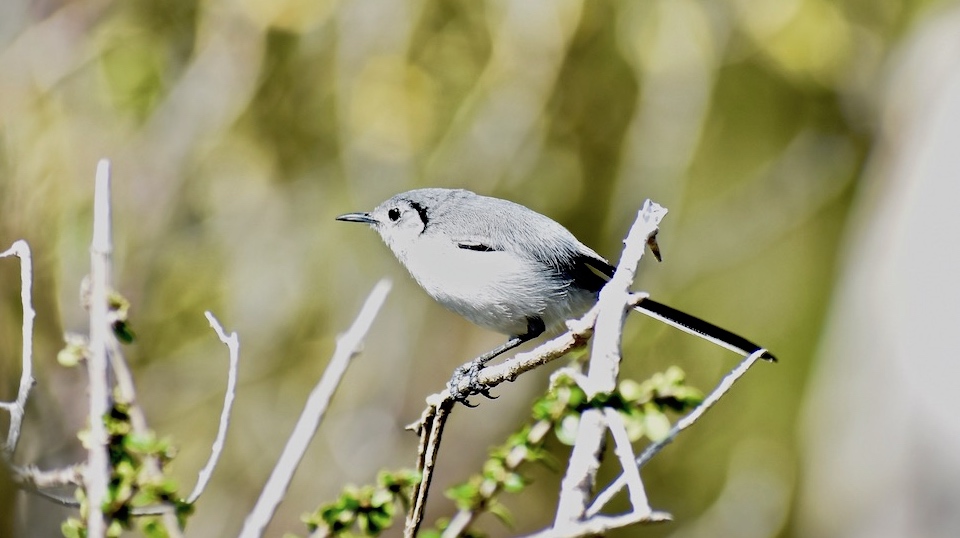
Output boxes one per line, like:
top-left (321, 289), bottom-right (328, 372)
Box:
top-left (336, 212), bottom-right (378, 224)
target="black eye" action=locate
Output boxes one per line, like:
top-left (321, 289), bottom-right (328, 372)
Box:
top-left (388, 208), bottom-right (401, 222)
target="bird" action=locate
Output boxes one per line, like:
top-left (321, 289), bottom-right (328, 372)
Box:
top-left (336, 188), bottom-right (775, 400)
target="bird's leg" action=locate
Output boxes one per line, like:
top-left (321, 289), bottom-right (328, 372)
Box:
top-left (448, 318), bottom-right (545, 404)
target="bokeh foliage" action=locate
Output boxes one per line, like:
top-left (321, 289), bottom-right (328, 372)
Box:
top-left (0, 0), bottom-right (950, 536)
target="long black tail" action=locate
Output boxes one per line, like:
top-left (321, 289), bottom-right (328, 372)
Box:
top-left (635, 299), bottom-right (777, 362)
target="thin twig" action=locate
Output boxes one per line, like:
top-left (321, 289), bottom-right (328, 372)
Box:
top-left (446, 305), bottom-right (599, 398)
top-left (187, 311), bottom-right (240, 504)
top-left (402, 398), bottom-right (440, 537)
top-left (405, 396), bottom-right (453, 538)
top-left (439, 293), bottom-right (648, 402)
top-left (10, 463), bottom-right (84, 490)
top-left (586, 349), bottom-right (767, 517)
top-left (86, 158), bottom-right (113, 538)
top-left (0, 240), bottom-right (36, 460)
top-left (108, 339), bottom-right (148, 430)
top-left (238, 279), bottom-right (392, 538)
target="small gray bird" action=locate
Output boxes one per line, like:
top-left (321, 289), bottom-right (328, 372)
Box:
top-left (337, 188), bottom-right (775, 400)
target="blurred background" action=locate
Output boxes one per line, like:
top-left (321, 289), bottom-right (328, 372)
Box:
top-left (1, 0), bottom-right (959, 536)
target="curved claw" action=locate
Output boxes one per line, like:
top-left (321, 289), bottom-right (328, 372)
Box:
top-left (447, 359), bottom-right (492, 405)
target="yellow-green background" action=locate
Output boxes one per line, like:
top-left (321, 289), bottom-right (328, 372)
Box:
top-left (1, 0), bottom-right (956, 536)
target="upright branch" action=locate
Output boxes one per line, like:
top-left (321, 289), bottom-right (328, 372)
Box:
top-left (86, 159), bottom-right (114, 538)
top-left (0, 240), bottom-right (36, 460)
top-left (239, 279), bottom-right (392, 538)
top-left (554, 200), bottom-right (667, 528)
top-left (405, 396), bottom-right (453, 538)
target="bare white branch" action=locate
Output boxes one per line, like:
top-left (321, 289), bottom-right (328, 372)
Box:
top-left (554, 409), bottom-right (606, 528)
top-left (0, 240), bottom-right (36, 460)
top-left (187, 311), bottom-right (241, 504)
top-left (587, 200), bottom-right (667, 395)
top-left (239, 279), bottom-right (392, 538)
top-left (11, 463), bottom-right (84, 490)
top-left (406, 396), bottom-right (453, 538)
top-left (86, 158), bottom-right (113, 538)
top-left (555, 201), bottom-right (666, 526)
top-left (7, 462), bottom-right (85, 508)
top-left (522, 509), bottom-right (671, 538)
top-left (602, 408), bottom-right (650, 516)
top-left (586, 349), bottom-right (767, 517)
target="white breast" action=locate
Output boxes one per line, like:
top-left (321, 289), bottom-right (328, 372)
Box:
top-left (395, 235), bottom-right (593, 336)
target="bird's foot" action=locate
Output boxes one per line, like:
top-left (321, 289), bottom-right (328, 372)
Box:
top-left (447, 360), bottom-right (497, 406)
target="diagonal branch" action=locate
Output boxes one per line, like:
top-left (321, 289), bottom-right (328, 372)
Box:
top-left (555, 200), bottom-right (667, 527)
top-left (238, 279), bottom-right (392, 538)
top-left (602, 408), bottom-right (649, 517)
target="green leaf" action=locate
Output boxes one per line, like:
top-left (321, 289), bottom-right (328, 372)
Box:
top-left (620, 407), bottom-right (646, 442)
top-left (57, 346), bottom-right (83, 367)
top-left (483, 458), bottom-right (511, 485)
top-left (123, 432), bottom-right (160, 453)
top-left (446, 480), bottom-right (480, 510)
top-left (663, 366), bottom-right (686, 385)
top-left (618, 379), bottom-right (646, 403)
top-left (642, 404), bottom-right (672, 441)
top-left (367, 506), bottom-right (393, 531)
top-left (671, 385), bottom-right (704, 407)
top-left (107, 519), bottom-right (124, 537)
top-left (141, 519), bottom-right (166, 538)
top-left (488, 501), bottom-right (515, 527)
top-left (554, 414), bottom-right (580, 445)
top-left (61, 518), bottom-right (83, 538)
top-left (502, 472), bottom-right (526, 493)
top-left (369, 488), bottom-right (393, 508)
top-left (113, 320), bottom-right (137, 344)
